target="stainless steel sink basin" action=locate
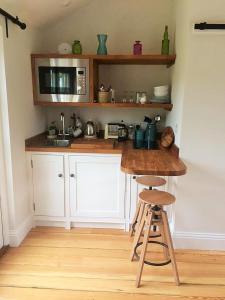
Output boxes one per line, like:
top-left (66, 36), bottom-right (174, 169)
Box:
top-left (53, 139), bottom-right (70, 147)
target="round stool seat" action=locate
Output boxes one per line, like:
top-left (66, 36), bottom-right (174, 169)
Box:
top-left (139, 190), bottom-right (175, 206)
top-left (136, 175), bottom-right (166, 187)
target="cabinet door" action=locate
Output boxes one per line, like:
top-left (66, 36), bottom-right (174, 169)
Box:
top-left (69, 155), bottom-right (125, 219)
top-left (32, 154), bottom-right (65, 217)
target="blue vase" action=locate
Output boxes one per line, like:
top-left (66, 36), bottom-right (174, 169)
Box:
top-left (97, 34), bottom-right (108, 55)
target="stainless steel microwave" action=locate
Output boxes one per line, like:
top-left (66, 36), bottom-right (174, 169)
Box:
top-left (35, 58), bottom-right (89, 102)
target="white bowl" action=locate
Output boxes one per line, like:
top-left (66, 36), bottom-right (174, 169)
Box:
top-left (154, 85), bottom-right (169, 97)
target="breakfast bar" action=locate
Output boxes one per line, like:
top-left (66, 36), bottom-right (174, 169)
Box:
top-left (25, 134), bottom-right (186, 176)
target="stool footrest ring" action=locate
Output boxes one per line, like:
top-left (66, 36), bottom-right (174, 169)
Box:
top-left (134, 240), bottom-right (171, 266)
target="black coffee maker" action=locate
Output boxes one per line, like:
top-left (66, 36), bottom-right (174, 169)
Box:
top-left (118, 122), bottom-right (128, 142)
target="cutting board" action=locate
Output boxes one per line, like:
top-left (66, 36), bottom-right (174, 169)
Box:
top-left (71, 138), bottom-right (115, 149)
top-left (160, 127), bottom-right (175, 148)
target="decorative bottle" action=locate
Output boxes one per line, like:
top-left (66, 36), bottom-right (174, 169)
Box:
top-left (161, 26), bottom-right (170, 55)
top-left (97, 34), bottom-right (108, 55)
top-left (72, 40), bottom-right (82, 55)
top-left (133, 41), bottom-right (142, 55)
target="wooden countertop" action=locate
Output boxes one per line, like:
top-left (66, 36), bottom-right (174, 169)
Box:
top-left (25, 134), bottom-right (186, 176)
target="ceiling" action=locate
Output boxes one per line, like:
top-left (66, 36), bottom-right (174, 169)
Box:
top-left (1, 0), bottom-right (92, 28)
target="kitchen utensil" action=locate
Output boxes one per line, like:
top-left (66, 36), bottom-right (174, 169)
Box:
top-left (160, 126), bottom-right (175, 148)
top-left (118, 124), bottom-right (128, 142)
top-left (84, 120), bottom-right (97, 139)
top-left (98, 91), bottom-right (109, 103)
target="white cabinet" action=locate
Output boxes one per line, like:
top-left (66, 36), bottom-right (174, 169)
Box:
top-left (31, 154), bottom-right (65, 217)
top-left (69, 155), bottom-right (125, 220)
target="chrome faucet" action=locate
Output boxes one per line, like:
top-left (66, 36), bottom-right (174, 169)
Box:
top-left (58, 112), bottom-right (68, 138)
top-left (61, 113), bottom-right (65, 137)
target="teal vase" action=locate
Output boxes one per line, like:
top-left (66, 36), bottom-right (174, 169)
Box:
top-left (97, 34), bottom-right (108, 55)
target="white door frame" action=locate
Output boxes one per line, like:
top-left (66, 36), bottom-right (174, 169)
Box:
top-left (0, 25), bottom-right (11, 246)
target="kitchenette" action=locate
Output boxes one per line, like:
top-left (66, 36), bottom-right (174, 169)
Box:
top-left (25, 51), bottom-right (186, 231)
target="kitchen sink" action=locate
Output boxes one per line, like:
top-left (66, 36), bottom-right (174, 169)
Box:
top-left (53, 139), bottom-right (70, 147)
top-left (44, 137), bottom-right (72, 147)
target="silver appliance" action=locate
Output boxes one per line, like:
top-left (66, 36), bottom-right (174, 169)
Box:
top-left (84, 120), bottom-right (97, 139)
top-left (35, 58), bottom-right (89, 102)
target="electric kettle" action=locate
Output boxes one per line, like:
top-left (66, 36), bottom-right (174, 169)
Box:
top-left (84, 120), bottom-right (97, 139)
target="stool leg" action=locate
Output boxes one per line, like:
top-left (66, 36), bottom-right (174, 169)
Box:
top-left (136, 210), bottom-right (153, 288)
top-left (161, 210), bottom-right (180, 286)
top-left (159, 221), bottom-right (169, 260)
top-left (130, 199), bottom-right (141, 237)
top-left (130, 205), bottom-right (148, 261)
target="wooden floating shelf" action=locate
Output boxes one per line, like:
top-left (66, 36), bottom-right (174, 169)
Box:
top-left (31, 53), bottom-right (176, 67)
top-left (32, 54), bottom-right (176, 110)
top-left (35, 102), bottom-right (173, 111)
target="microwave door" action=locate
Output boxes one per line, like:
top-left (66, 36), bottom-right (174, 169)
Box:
top-left (57, 69), bottom-right (75, 95)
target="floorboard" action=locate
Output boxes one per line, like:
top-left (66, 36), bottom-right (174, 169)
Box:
top-left (0, 227), bottom-right (224, 300)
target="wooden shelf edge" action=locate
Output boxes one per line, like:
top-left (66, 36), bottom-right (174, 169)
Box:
top-left (34, 102), bottom-right (173, 111)
top-left (31, 53), bottom-right (176, 67)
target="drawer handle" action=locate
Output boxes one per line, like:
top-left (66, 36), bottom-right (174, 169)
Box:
top-left (133, 176), bottom-right (137, 179)
top-left (70, 174), bottom-right (75, 178)
top-left (58, 174), bottom-right (63, 178)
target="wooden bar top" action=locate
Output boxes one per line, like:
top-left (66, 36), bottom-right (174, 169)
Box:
top-left (25, 134), bottom-right (186, 176)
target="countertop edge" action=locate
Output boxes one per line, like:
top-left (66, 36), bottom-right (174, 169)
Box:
top-left (25, 133), bottom-right (187, 176)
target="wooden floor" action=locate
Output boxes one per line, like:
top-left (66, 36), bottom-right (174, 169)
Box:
top-left (0, 227), bottom-right (224, 300)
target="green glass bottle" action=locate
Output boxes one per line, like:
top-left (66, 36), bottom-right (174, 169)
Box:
top-left (72, 40), bottom-right (82, 55)
top-left (161, 26), bottom-right (170, 55)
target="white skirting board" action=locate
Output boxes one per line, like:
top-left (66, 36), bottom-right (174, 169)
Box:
top-left (173, 231), bottom-right (225, 251)
top-left (8, 215), bottom-right (225, 250)
top-left (9, 214), bottom-right (33, 247)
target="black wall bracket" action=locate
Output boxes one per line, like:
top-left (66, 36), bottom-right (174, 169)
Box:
top-left (195, 22), bottom-right (225, 31)
top-left (0, 8), bottom-right (26, 38)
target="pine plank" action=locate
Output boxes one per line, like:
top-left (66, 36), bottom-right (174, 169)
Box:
top-left (0, 227), bottom-right (224, 300)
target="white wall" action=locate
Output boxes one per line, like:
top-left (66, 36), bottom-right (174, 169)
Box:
top-left (41, 0), bottom-right (174, 128)
top-left (42, 0), bottom-right (174, 54)
top-left (0, 4), bottom-right (46, 245)
top-left (170, 0), bottom-right (225, 250)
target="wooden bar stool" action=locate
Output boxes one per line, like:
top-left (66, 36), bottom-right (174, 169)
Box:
top-left (130, 190), bottom-right (179, 288)
top-left (130, 176), bottom-right (166, 237)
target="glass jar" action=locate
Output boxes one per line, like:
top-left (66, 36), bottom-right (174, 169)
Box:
top-left (133, 41), bottom-right (142, 55)
top-left (72, 40), bottom-right (82, 55)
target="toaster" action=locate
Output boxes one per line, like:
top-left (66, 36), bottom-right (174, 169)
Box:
top-left (104, 123), bottom-right (121, 139)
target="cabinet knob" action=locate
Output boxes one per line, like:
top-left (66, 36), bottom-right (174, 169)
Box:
top-left (133, 176), bottom-right (137, 179)
top-left (70, 174), bottom-right (75, 178)
top-left (58, 174), bottom-right (63, 178)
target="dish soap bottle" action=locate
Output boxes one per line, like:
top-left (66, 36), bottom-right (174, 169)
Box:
top-left (161, 26), bottom-right (170, 55)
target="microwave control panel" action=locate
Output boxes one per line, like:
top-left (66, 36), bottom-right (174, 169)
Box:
top-left (76, 67), bottom-right (86, 95)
